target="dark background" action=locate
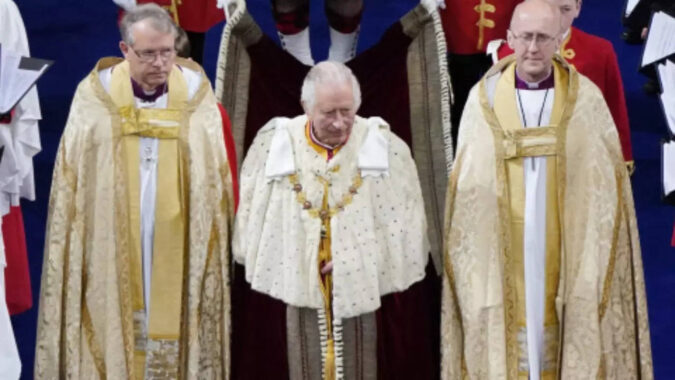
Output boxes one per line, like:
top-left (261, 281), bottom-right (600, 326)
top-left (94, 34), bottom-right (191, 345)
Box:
top-left (9, 0), bottom-right (674, 378)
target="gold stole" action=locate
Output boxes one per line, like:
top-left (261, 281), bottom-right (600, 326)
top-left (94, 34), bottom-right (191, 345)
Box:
top-left (493, 62), bottom-right (566, 380)
top-left (305, 123), bottom-right (337, 380)
top-left (318, 193), bottom-right (336, 380)
top-left (109, 61), bottom-right (187, 378)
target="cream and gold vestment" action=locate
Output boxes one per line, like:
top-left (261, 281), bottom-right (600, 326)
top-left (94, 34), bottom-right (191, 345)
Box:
top-left (441, 56), bottom-right (653, 379)
top-left (35, 58), bottom-right (233, 379)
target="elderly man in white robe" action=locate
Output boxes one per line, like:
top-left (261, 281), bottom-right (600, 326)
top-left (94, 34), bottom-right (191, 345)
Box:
top-left (233, 61), bottom-right (438, 380)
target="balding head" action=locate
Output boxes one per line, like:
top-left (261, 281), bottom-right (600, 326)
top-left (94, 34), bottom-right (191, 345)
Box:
top-left (507, 0), bottom-right (563, 82)
top-left (510, 0), bottom-right (561, 31)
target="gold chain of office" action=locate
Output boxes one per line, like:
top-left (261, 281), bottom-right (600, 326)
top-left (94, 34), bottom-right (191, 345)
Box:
top-left (287, 171), bottom-right (363, 220)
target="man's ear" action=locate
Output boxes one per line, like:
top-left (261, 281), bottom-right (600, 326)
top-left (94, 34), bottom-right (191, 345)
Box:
top-left (120, 41), bottom-right (130, 59)
top-left (301, 100), bottom-right (310, 116)
top-left (506, 30), bottom-right (516, 49)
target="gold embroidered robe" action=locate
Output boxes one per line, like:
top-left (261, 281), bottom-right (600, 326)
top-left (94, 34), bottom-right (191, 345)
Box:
top-left (441, 56), bottom-right (653, 379)
top-left (34, 57), bottom-right (233, 379)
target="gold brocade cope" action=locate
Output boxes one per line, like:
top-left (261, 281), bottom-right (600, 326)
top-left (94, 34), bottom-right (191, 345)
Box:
top-left (492, 61), bottom-right (565, 380)
top-left (109, 61), bottom-right (188, 378)
top-left (441, 53), bottom-right (652, 380)
top-left (35, 56), bottom-right (233, 380)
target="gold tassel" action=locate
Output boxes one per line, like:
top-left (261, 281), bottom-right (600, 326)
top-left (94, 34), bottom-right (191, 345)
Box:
top-left (324, 338), bottom-right (336, 380)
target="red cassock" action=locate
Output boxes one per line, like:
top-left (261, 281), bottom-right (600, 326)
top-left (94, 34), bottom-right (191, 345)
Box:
top-left (3, 206), bottom-right (32, 315)
top-left (136, 0), bottom-right (224, 33)
top-left (496, 26), bottom-right (634, 162)
top-left (218, 103), bottom-right (239, 210)
top-left (440, 0), bottom-right (521, 54)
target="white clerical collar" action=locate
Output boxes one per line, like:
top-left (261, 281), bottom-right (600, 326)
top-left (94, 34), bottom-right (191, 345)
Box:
top-left (515, 68), bottom-right (554, 90)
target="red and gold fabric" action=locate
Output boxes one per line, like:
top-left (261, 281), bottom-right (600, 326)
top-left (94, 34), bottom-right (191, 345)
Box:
top-left (440, 0), bottom-right (521, 55)
top-left (131, 0), bottom-right (224, 33)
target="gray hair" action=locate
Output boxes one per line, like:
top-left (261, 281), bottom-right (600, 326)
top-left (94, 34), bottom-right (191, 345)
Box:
top-left (301, 61), bottom-right (362, 112)
top-left (120, 3), bottom-right (177, 46)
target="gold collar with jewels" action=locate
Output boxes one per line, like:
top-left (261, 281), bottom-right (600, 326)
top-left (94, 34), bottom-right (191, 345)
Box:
top-left (287, 171), bottom-right (363, 220)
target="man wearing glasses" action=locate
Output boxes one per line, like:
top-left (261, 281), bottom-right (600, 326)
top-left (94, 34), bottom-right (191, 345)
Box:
top-left (441, 0), bottom-right (652, 379)
top-left (35, 4), bottom-right (233, 378)
top-left (490, 0), bottom-right (635, 171)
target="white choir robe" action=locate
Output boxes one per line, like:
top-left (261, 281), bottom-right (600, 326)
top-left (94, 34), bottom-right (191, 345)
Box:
top-left (0, 0), bottom-right (42, 216)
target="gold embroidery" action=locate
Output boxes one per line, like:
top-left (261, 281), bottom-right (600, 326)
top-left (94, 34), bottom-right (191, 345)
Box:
top-left (110, 60), bottom-right (188, 375)
top-left (475, 0), bottom-right (497, 50)
top-left (478, 56), bottom-right (577, 379)
top-left (598, 172), bottom-right (622, 320)
top-left (288, 172), bottom-right (363, 220)
top-left (119, 106), bottom-right (182, 139)
top-left (560, 31), bottom-right (576, 61)
top-left (145, 339), bottom-right (180, 379)
top-left (516, 325), bottom-right (560, 377)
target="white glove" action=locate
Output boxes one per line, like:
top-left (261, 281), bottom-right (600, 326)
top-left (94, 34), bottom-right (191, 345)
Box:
top-left (421, 0), bottom-right (446, 13)
top-left (217, 0), bottom-right (238, 21)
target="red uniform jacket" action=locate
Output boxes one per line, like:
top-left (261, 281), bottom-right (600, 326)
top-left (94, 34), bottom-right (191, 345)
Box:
top-left (135, 0), bottom-right (224, 33)
top-left (440, 0), bottom-right (521, 55)
top-left (494, 26), bottom-right (634, 162)
top-left (218, 103), bottom-right (239, 210)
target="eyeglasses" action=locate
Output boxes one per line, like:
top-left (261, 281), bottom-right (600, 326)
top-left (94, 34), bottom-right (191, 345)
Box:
top-left (509, 31), bottom-right (558, 47)
top-left (131, 47), bottom-right (176, 63)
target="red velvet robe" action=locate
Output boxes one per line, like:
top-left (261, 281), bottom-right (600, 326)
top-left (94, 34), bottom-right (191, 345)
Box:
top-left (131, 0), bottom-right (224, 33)
top-left (440, 0), bottom-right (521, 54)
top-left (496, 26), bottom-right (634, 162)
top-left (2, 206), bottom-right (32, 315)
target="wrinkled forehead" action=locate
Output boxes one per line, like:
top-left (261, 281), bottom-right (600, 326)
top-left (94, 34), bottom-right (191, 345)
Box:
top-left (511, 10), bottom-right (561, 36)
top-left (315, 79), bottom-right (354, 99)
